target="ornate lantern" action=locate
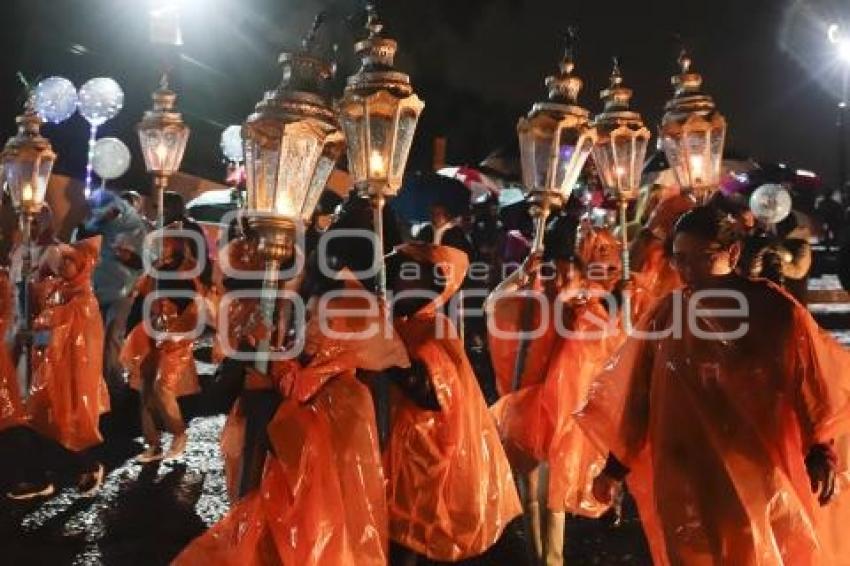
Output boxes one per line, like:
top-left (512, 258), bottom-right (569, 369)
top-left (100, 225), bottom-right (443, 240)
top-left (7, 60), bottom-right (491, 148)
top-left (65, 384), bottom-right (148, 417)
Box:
top-left (660, 49), bottom-right (726, 202)
top-left (517, 35), bottom-right (596, 252)
top-left (339, 4), bottom-right (424, 198)
top-left (591, 59), bottom-right (650, 331)
top-left (242, 17), bottom-right (344, 263)
top-left (136, 74), bottom-right (190, 226)
top-left (1, 96), bottom-right (56, 389)
top-left (338, 3), bottom-right (423, 298)
top-left (2, 98), bottom-right (55, 216)
top-left (591, 60), bottom-right (651, 203)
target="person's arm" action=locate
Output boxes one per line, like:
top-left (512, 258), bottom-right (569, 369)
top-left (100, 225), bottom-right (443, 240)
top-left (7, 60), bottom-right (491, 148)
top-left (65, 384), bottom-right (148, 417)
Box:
top-left (386, 361), bottom-right (441, 411)
top-left (781, 239), bottom-right (812, 280)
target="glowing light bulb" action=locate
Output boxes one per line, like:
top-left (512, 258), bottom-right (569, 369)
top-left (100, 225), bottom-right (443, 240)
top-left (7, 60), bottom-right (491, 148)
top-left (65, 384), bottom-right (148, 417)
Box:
top-left (369, 150), bottom-right (386, 178)
top-left (155, 143), bottom-right (168, 166)
top-left (615, 165), bottom-right (626, 183)
top-left (22, 183), bottom-right (33, 203)
top-left (689, 154), bottom-right (704, 185)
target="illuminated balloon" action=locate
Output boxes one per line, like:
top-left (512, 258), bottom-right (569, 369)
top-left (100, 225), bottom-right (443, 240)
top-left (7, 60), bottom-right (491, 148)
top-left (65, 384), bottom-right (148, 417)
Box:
top-left (749, 183), bottom-right (792, 224)
top-left (92, 137), bottom-right (131, 180)
top-left (33, 76), bottom-right (78, 124)
top-left (78, 77), bottom-right (124, 126)
top-left (220, 125), bottom-right (244, 162)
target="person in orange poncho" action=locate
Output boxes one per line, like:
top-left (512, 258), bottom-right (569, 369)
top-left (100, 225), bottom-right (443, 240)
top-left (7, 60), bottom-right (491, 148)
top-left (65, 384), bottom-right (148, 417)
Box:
top-left (629, 193), bottom-right (694, 304)
top-left (209, 228), bottom-right (292, 501)
top-left (577, 205), bottom-right (850, 566)
top-left (174, 270), bottom-right (408, 566)
top-left (489, 218), bottom-right (651, 565)
top-left (9, 237), bottom-right (109, 499)
top-left (121, 230), bottom-right (202, 462)
top-left (0, 266), bottom-right (25, 433)
top-left (384, 242), bottom-right (522, 564)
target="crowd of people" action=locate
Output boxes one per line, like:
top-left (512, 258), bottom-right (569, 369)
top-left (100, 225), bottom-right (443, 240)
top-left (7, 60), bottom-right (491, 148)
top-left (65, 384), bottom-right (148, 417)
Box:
top-left (2, 168), bottom-right (850, 566)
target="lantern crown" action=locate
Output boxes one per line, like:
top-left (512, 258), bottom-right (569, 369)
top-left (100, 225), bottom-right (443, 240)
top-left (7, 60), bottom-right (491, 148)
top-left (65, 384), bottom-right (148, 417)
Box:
top-left (249, 13), bottom-right (337, 132)
top-left (545, 28), bottom-right (583, 105)
top-left (592, 59), bottom-right (647, 135)
top-left (664, 48), bottom-right (718, 119)
top-left (7, 97), bottom-right (52, 153)
top-left (345, 3), bottom-right (412, 98)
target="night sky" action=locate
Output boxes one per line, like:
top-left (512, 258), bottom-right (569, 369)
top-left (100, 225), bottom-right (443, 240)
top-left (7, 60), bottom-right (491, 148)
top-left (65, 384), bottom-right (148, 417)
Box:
top-left (0, 0), bottom-right (848, 192)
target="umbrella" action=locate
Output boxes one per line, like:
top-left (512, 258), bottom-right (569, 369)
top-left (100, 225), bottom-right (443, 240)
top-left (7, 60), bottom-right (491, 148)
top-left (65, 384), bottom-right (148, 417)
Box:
top-left (186, 189), bottom-right (238, 223)
top-left (390, 171), bottom-right (471, 223)
top-left (437, 165), bottom-right (501, 200)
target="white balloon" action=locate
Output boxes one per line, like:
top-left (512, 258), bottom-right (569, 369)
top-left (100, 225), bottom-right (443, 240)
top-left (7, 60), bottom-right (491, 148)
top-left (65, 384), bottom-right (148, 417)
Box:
top-left (749, 183), bottom-right (792, 225)
top-left (78, 77), bottom-right (124, 126)
top-left (220, 125), bottom-right (244, 162)
top-left (34, 76), bottom-right (78, 124)
top-left (92, 137), bottom-right (131, 180)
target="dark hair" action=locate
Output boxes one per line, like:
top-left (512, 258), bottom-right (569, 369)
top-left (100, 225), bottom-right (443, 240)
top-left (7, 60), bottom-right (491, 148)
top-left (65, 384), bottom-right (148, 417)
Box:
top-left (673, 205), bottom-right (743, 248)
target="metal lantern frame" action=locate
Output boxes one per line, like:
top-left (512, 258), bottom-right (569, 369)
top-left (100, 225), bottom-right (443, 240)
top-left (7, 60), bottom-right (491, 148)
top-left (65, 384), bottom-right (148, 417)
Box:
top-left (591, 60), bottom-right (651, 332)
top-left (517, 43), bottom-right (596, 253)
top-left (660, 49), bottom-right (727, 203)
top-left (1, 97), bottom-right (56, 390)
top-left (242, 41), bottom-right (346, 263)
top-left (338, 3), bottom-right (424, 297)
top-left (2, 99), bottom-right (55, 216)
top-left (136, 74), bottom-right (190, 228)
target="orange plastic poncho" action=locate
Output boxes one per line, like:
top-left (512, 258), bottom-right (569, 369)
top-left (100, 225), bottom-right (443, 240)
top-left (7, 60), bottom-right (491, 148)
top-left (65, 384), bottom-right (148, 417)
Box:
top-left (0, 268), bottom-right (25, 431)
top-left (210, 237), bottom-right (267, 364)
top-left (175, 275), bottom-right (409, 566)
top-left (121, 259), bottom-right (203, 398)
top-left (575, 276), bottom-right (850, 566)
top-left (490, 229), bottom-right (653, 515)
top-left (28, 237), bottom-right (110, 452)
top-left (385, 243), bottom-right (522, 561)
top-left (630, 194), bottom-right (694, 303)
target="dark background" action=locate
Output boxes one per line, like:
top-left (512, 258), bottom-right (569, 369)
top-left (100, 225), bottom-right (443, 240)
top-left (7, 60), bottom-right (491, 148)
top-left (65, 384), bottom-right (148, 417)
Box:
top-left (0, 0), bottom-right (847, 194)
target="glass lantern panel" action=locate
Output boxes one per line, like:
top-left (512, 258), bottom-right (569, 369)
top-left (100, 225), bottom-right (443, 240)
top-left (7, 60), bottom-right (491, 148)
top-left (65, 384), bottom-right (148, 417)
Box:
top-left (612, 134), bottom-right (637, 192)
top-left (555, 128), bottom-right (594, 198)
top-left (302, 155), bottom-right (336, 221)
top-left (661, 135), bottom-right (683, 186)
top-left (632, 134), bottom-right (649, 187)
top-left (367, 114), bottom-right (394, 183)
top-left (139, 129), bottom-right (165, 172)
top-left (685, 130), bottom-right (709, 188)
top-left (709, 125), bottom-right (725, 187)
top-left (340, 103), bottom-right (367, 185)
top-left (161, 126), bottom-right (189, 174)
top-left (2, 154), bottom-right (22, 208)
top-left (517, 125), bottom-right (537, 192)
top-left (275, 124), bottom-right (324, 218)
top-left (390, 109), bottom-right (420, 193)
top-left (245, 137), bottom-right (279, 214)
top-left (532, 128), bottom-right (554, 190)
top-left (34, 152), bottom-right (54, 205)
top-left (591, 141), bottom-right (614, 190)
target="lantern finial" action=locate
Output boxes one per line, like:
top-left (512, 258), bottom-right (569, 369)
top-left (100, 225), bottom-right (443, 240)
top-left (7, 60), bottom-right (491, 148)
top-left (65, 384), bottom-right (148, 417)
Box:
top-left (600, 57), bottom-right (636, 113)
top-left (365, 3), bottom-right (384, 39)
top-left (545, 27), bottom-right (583, 104)
top-left (301, 11), bottom-right (326, 52)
